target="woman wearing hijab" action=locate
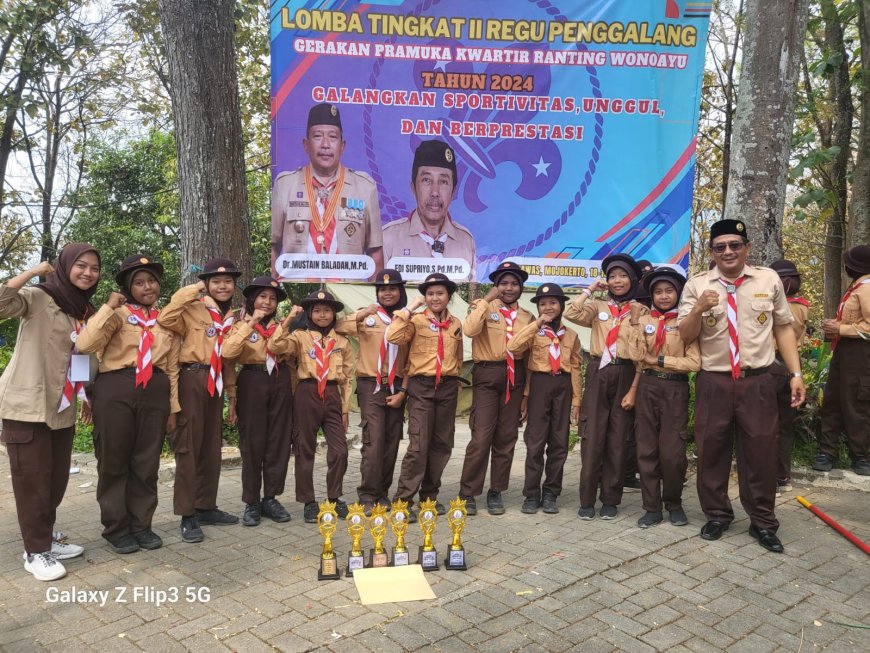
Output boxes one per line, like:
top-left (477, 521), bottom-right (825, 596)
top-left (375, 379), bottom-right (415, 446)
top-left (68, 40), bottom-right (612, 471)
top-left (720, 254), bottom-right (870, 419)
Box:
top-left (0, 244), bottom-right (101, 580)
top-left (76, 254), bottom-right (179, 554)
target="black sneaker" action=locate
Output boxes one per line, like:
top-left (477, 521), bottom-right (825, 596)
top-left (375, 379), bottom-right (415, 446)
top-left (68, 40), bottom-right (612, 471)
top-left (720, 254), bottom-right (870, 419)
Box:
top-left (486, 490), bottom-right (505, 516)
top-left (812, 453), bottom-right (834, 472)
top-left (180, 516), bottom-right (204, 543)
top-left (330, 498), bottom-right (349, 519)
top-left (132, 529), bottom-right (163, 550)
top-left (669, 507), bottom-right (688, 526)
top-left (853, 459), bottom-right (870, 476)
top-left (600, 504), bottom-right (618, 520)
top-left (461, 495), bottom-right (477, 516)
top-left (106, 534), bottom-right (140, 554)
top-left (196, 507), bottom-right (239, 525)
top-left (303, 502), bottom-right (319, 523)
top-left (521, 496), bottom-right (541, 514)
top-left (261, 497), bottom-right (291, 523)
top-left (577, 506), bottom-right (595, 520)
top-left (637, 511), bottom-right (663, 529)
top-left (243, 503), bottom-right (261, 527)
top-left (542, 492), bottom-right (558, 514)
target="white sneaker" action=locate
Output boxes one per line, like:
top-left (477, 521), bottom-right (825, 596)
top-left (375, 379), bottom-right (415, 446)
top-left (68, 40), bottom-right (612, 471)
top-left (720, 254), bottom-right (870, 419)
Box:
top-left (51, 531), bottom-right (84, 559)
top-left (23, 552), bottom-right (67, 581)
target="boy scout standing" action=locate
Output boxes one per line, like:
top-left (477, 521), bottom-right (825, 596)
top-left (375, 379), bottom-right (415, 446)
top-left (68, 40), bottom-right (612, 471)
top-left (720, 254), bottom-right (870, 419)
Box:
top-left (679, 220), bottom-right (805, 553)
top-left (460, 261), bottom-right (534, 515)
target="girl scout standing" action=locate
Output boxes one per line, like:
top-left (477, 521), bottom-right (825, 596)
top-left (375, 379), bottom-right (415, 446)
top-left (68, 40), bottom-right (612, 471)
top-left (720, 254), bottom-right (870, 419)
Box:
top-left (388, 272), bottom-right (463, 521)
top-left (507, 284), bottom-right (582, 514)
top-left (564, 253), bottom-right (645, 520)
top-left (222, 276), bottom-right (294, 526)
top-left (626, 267), bottom-right (700, 528)
top-left (0, 244), bottom-right (100, 580)
top-left (336, 269), bottom-right (409, 513)
top-left (157, 258), bottom-right (242, 543)
top-left (76, 254), bottom-right (180, 553)
top-left (283, 290), bottom-right (353, 523)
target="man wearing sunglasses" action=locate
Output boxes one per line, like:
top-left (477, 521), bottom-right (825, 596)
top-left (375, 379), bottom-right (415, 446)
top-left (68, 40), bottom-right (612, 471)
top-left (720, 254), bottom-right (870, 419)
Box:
top-left (678, 219), bottom-right (806, 554)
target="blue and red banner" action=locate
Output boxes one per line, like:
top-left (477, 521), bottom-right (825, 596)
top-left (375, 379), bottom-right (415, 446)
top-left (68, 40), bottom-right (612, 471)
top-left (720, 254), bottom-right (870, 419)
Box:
top-left (271, 0), bottom-right (711, 284)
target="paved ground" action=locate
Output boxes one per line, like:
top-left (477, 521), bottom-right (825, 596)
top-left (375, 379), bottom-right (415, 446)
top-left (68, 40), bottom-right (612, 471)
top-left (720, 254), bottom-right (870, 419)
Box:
top-left (1, 423), bottom-right (868, 652)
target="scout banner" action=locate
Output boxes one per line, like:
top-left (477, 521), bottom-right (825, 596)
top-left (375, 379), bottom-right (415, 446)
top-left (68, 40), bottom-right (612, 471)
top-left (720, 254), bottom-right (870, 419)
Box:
top-left (270, 0), bottom-right (711, 284)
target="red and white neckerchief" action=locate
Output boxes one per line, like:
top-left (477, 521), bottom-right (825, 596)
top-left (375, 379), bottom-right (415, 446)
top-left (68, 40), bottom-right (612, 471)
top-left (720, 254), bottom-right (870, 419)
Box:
top-left (649, 309), bottom-right (678, 355)
top-left (58, 318), bottom-right (87, 413)
top-left (418, 231), bottom-right (448, 257)
top-left (541, 325), bottom-right (566, 375)
top-left (833, 279), bottom-right (870, 350)
top-left (599, 301), bottom-right (632, 369)
top-left (429, 315), bottom-right (452, 387)
top-left (374, 307), bottom-right (398, 394)
top-left (787, 296), bottom-right (810, 308)
top-left (253, 321), bottom-right (278, 374)
top-left (305, 167), bottom-right (344, 254)
top-left (499, 304), bottom-right (518, 404)
top-left (203, 301), bottom-right (234, 397)
top-left (127, 305), bottom-right (158, 388)
top-left (718, 276), bottom-right (747, 380)
top-left (314, 333), bottom-right (336, 400)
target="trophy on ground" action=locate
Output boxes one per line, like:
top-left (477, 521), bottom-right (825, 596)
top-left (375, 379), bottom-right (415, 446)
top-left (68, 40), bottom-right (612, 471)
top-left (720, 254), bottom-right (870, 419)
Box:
top-left (345, 502), bottom-right (367, 577)
top-left (390, 499), bottom-right (411, 566)
top-left (445, 497), bottom-right (468, 571)
top-left (417, 498), bottom-right (439, 571)
top-left (368, 505), bottom-right (390, 568)
top-left (317, 500), bottom-right (340, 581)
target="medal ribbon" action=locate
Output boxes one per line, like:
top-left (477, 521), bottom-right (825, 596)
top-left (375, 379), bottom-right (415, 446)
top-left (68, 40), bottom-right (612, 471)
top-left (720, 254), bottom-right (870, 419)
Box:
top-left (315, 335), bottom-right (335, 400)
top-left (649, 310), bottom-right (678, 356)
top-left (127, 305), bottom-right (158, 388)
top-left (599, 301), bottom-right (632, 369)
top-left (253, 322), bottom-right (278, 374)
top-left (833, 279), bottom-right (870, 350)
top-left (542, 325), bottom-right (566, 374)
top-left (305, 166), bottom-right (345, 254)
top-left (203, 301), bottom-right (234, 396)
top-left (374, 308), bottom-right (398, 394)
top-left (58, 319), bottom-right (87, 413)
top-left (430, 316), bottom-right (451, 387)
top-left (718, 276), bottom-right (747, 380)
top-left (499, 305), bottom-right (517, 404)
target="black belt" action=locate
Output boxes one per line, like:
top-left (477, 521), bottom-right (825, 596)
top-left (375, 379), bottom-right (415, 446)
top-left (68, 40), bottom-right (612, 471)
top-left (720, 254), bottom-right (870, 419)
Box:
top-left (104, 366), bottom-right (165, 375)
top-left (708, 365), bottom-right (771, 378)
top-left (181, 363), bottom-right (211, 371)
top-left (411, 375), bottom-right (470, 385)
top-left (357, 376), bottom-right (404, 382)
top-left (642, 369), bottom-right (688, 382)
top-left (241, 363), bottom-right (271, 372)
top-left (531, 370), bottom-right (569, 377)
top-left (590, 356), bottom-right (633, 366)
top-left (299, 378), bottom-right (338, 386)
top-left (475, 360), bottom-right (526, 368)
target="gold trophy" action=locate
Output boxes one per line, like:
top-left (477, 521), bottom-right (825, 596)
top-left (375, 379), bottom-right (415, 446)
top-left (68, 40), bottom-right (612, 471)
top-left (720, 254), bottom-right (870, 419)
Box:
top-left (317, 500), bottom-right (340, 581)
top-left (390, 499), bottom-right (411, 566)
top-left (345, 502), bottom-right (367, 577)
top-left (444, 497), bottom-right (468, 570)
top-left (368, 505), bottom-right (390, 568)
top-left (416, 498), bottom-right (439, 571)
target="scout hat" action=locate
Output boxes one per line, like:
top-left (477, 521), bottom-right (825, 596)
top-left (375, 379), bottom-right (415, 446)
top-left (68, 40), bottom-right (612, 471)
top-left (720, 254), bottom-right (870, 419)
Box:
top-left (418, 272), bottom-right (458, 296)
top-left (637, 259), bottom-right (654, 274)
top-left (242, 276), bottom-right (287, 303)
top-left (198, 257), bottom-right (242, 280)
top-left (709, 219), bottom-right (748, 243)
top-left (373, 269), bottom-right (406, 286)
top-left (489, 260), bottom-right (529, 285)
top-left (299, 289), bottom-right (344, 312)
top-left (770, 260), bottom-right (800, 278)
top-left (307, 102), bottom-right (342, 132)
top-left (115, 253), bottom-right (164, 287)
top-left (531, 283), bottom-right (570, 304)
top-left (601, 253), bottom-right (642, 280)
top-left (642, 266), bottom-right (687, 297)
top-left (843, 245), bottom-right (870, 276)
top-left (412, 140), bottom-right (457, 185)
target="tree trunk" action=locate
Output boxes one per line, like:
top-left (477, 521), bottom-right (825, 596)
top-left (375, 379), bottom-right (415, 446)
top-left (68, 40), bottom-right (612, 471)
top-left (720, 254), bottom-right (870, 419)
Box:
top-left (850, 0), bottom-right (870, 247)
top-left (723, 0), bottom-right (809, 264)
top-left (157, 0), bottom-right (250, 284)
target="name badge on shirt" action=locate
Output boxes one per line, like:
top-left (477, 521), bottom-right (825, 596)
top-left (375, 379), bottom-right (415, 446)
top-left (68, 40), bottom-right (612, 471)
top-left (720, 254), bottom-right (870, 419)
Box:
top-left (644, 324), bottom-right (656, 334)
top-left (69, 354), bottom-right (91, 382)
top-left (598, 311), bottom-right (609, 321)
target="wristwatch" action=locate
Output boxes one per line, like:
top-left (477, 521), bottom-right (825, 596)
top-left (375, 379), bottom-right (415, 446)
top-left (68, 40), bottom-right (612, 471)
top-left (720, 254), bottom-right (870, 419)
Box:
top-left (789, 371), bottom-right (803, 379)
top-left (657, 355), bottom-right (665, 368)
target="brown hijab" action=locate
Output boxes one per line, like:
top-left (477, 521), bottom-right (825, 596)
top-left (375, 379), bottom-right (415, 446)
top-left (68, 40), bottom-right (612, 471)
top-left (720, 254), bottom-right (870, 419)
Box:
top-left (36, 243), bottom-right (101, 319)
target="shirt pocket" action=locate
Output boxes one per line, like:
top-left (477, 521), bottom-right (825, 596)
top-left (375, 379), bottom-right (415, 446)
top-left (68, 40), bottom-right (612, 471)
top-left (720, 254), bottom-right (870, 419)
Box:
top-left (750, 300), bottom-right (774, 327)
top-left (286, 211), bottom-right (312, 249)
top-left (702, 305), bottom-right (725, 329)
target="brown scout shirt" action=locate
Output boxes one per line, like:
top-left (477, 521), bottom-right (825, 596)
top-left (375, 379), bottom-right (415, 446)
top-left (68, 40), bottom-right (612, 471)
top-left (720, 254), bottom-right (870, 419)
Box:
top-left (563, 295), bottom-right (646, 359)
top-left (285, 329), bottom-right (354, 413)
top-left (335, 314), bottom-right (409, 380)
top-left (381, 211), bottom-right (477, 281)
top-left (506, 321), bottom-right (583, 408)
top-left (463, 299), bottom-right (534, 363)
top-left (386, 308), bottom-right (463, 378)
top-left (838, 274), bottom-right (870, 339)
top-left (76, 304), bottom-right (182, 413)
top-left (626, 314), bottom-right (701, 374)
top-left (678, 265), bottom-right (793, 372)
top-left (271, 165), bottom-right (383, 256)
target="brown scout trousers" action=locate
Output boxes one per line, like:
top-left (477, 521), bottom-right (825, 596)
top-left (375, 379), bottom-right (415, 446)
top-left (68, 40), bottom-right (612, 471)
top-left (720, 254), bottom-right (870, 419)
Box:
top-left (460, 361), bottom-right (526, 497)
top-left (1, 419), bottom-right (74, 553)
top-left (523, 371), bottom-right (572, 498)
top-left (92, 368), bottom-right (170, 539)
top-left (293, 381), bottom-right (347, 503)
top-left (694, 370), bottom-right (779, 531)
top-left (771, 361), bottom-right (797, 483)
top-left (579, 362), bottom-right (635, 507)
top-left (236, 366), bottom-right (293, 505)
top-left (356, 377), bottom-right (405, 504)
top-left (634, 374), bottom-right (689, 513)
top-left (819, 339), bottom-right (870, 462)
top-left (172, 367), bottom-right (224, 516)
top-left (395, 376), bottom-right (459, 503)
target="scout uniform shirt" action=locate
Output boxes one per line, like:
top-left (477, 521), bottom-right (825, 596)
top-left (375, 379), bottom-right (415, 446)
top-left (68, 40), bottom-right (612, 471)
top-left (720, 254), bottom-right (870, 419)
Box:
top-left (837, 273), bottom-right (870, 339)
top-left (221, 317), bottom-right (294, 398)
top-left (786, 298), bottom-right (810, 346)
top-left (678, 265), bottom-right (794, 372)
top-left (463, 298), bottom-right (534, 363)
top-left (75, 304), bottom-right (182, 413)
top-left (335, 313), bottom-right (410, 381)
top-left (285, 329), bottom-right (354, 413)
top-left (271, 165), bottom-right (383, 256)
top-left (382, 211), bottom-right (477, 281)
top-left (626, 313), bottom-right (701, 374)
top-left (386, 308), bottom-right (463, 378)
top-left (563, 295), bottom-right (645, 359)
top-left (506, 321), bottom-right (583, 407)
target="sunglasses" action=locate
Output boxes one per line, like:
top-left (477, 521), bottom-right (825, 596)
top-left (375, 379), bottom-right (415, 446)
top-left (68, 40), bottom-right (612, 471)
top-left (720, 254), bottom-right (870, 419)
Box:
top-left (711, 241), bottom-right (746, 254)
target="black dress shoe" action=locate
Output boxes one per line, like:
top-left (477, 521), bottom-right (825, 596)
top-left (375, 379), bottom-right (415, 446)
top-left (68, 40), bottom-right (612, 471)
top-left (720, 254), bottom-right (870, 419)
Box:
top-left (132, 529), bottom-right (163, 550)
top-left (700, 520), bottom-right (730, 540)
top-left (461, 495), bottom-right (477, 516)
top-left (261, 497), bottom-right (291, 523)
top-left (486, 490), bottom-right (505, 515)
top-left (749, 524), bottom-right (784, 553)
top-left (196, 507), bottom-right (239, 525)
top-left (106, 534), bottom-right (140, 554)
